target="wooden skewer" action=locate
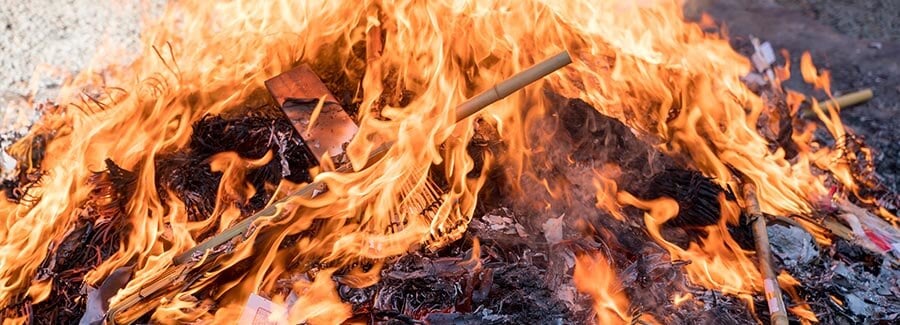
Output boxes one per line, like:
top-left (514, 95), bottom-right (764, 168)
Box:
top-left (743, 183), bottom-right (789, 325)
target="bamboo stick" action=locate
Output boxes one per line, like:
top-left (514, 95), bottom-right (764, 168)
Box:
top-left (456, 51), bottom-right (572, 120)
top-left (800, 88), bottom-right (873, 118)
top-left (743, 183), bottom-right (789, 325)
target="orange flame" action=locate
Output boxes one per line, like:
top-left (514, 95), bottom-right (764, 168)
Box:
top-left (617, 192), bottom-right (761, 299)
top-left (673, 292), bottom-right (693, 306)
top-left (778, 271), bottom-right (819, 324)
top-left (573, 251), bottom-right (631, 324)
top-left (0, 0), bottom-right (883, 321)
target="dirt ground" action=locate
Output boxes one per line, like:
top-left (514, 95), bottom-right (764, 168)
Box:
top-left (689, 0), bottom-right (900, 191)
top-left (775, 0), bottom-right (900, 42)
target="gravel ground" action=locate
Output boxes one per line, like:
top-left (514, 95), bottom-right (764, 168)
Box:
top-left (0, 0), bottom-right (165, 97)
top-left (0, 0), bottom-right (166, 176)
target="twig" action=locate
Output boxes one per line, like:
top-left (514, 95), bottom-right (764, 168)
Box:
top-left (742, 183), bottom-right (789, 325)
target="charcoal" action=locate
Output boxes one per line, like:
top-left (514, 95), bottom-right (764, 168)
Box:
top-left (364, 237), bottom-right (570, 324)
top-left (484, 263), bottom-right (569, 323)
top-left (425, 311), bottom-right (507, 324)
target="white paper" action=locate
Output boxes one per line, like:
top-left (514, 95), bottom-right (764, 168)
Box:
top-left (238, 293), bottom-right (287, 325)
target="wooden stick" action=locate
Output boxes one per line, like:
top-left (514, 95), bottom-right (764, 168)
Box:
top-left (743, 183), bottom-right (789, 325)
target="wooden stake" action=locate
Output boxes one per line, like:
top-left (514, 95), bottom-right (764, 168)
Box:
top-left (743, 183), bottom-right (789, 325)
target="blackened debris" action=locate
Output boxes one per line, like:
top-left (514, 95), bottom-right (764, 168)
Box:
top-left (27, 159), bottom-right (136, 324)
top-left (642, 169), bottom-right (723, 228)
top-left (366, 242), bottom-right (570, 324)
top-left (769, 224), bottom-right (900, 324)
top-left (156, 109), bottom-right (317, 221)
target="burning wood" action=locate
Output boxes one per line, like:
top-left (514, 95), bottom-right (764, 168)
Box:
top-left (0, 1), bottom-right (898, 324)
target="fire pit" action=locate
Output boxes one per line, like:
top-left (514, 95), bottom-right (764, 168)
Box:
top-left (1, 0), bottom-right (898, 324)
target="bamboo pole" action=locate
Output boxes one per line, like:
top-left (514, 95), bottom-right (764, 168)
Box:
top-left (743, 183), bottom-right (789, 325)
top-left (800, 88), bottom-right (873, 118)
top-left (455, 51), bottom-right (572, 120)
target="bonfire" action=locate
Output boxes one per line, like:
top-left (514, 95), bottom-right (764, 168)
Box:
top-left (1, 0), bottom-right (898, 324)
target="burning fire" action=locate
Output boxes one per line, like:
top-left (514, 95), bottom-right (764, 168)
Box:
top-left (573, 252), bottom-right (630, 324)
top-left (617, 192), bottom-right (762, 298)
top-left (0, 0), bottom-right (892, 323)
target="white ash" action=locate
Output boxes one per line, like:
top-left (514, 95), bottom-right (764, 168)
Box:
top-left (542, 213), bottom-right (565, 245)
top-left (767, 224), bottom-right (818, 268)
top-left (0, 93), bottom-right (36, 179)
top-left (830, 260), bottom-right (900, 320)
top-left (482, 207), bottom-right (529, 238)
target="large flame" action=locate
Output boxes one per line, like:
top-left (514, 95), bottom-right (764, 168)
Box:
top-left (0, 0), bottom-right (881, 323)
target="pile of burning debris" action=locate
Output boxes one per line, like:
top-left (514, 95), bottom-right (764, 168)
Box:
top-left (1, 1), bottom-right (899, 324)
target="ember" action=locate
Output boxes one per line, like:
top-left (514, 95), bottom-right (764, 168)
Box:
top-left (1, 0), bottom-right (899, 324)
